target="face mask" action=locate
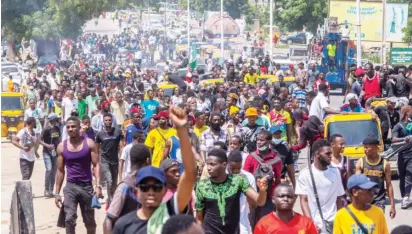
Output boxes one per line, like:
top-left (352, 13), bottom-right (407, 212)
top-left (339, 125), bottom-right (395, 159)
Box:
top-left (272, 139), bottom-right (283, 145)
top-left (210, 122), bottom-right (221, 131)
top-left (258, 145), bottom-right (268, 152)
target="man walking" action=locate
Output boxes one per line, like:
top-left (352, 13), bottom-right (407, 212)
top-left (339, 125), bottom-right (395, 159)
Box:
top-left (96, 113), bottom-right (124, 204)
top-left (55, 116), bottom-right (102, 234)
top-left (39, 113), bottom-right (61, 197)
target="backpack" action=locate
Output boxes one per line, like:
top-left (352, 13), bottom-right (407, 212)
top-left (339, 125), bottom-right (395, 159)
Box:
top-left (250, 152), bottom-right (282, 194)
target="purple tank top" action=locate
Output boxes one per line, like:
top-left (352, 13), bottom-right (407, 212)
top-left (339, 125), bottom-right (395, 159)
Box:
top-left (63, 137), bottom-right (92, 183)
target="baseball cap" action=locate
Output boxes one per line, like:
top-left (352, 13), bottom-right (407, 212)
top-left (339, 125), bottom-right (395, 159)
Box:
top-left (245, 107), bottom-right (258, 117)
top-left (347, 174), bottom-right (377, 190)
top-left (153, 111), bottom-right (169, 120)
top-left (269, 125), bottom-right (283, 134)
top-left (160, 158), bottom-right (180, 172)
top-left (136, 166), bottom-right (166, 185)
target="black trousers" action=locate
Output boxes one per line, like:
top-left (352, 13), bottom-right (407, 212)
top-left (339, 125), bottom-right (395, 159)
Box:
top-left (63, 182), bottom-right (96, 234)
top-left (398, 155), bottom-right (412, 198)
top-left (20, 158), bottom-right (35, 180)
top-left (101, 160), bottom-right (118, 204)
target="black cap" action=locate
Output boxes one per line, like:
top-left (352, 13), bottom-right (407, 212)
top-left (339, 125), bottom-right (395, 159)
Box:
top-left (362, 135), bottom-right (380, 145)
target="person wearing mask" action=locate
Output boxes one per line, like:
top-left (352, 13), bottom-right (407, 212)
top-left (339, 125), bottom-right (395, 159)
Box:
top-left (200, 112), bottom-right (229, 160)
top-left (227, 150), bottom-right (257, 234)
top-left (12, 117), bottom-right (38, 180)
top-left (355, 135), bottom-right (396, 218)
top-left (254, 184), bottom-right (318, 234)
top-left (361, 63), bottom-right (381, 107)
top-left (95, 113), bottom-right (124, 204)
top-left (333, 174), bottom-right (389, 234)
top-left (243, 130), bottom-right (283, 226)
top-left (145, 111), bottom-right (177, 167)
top-left (269, 126), bottom-right (296, 188)
top-left (295, 140), bottom-right (346, 233)
top-left (141, 90), bottom-right (160, 118)
top-left (54, 116), bottom-right (102, 234)
top-left (195, 148), bottom-right (269, 234)
top-left (309, 83), bottom-right (341, 120)
top-left (39, 113), bottom-right (61, 197)
top-left (112, 106), bottom-right (197, 234)
top-left (242, 107), bottom-right (266, 153)
top-left (103, 143), bottom-right (151, 234)
top-left (389, 105), bottom-right (412, 209)
top-left (124, 110), bottom-right (144, 145)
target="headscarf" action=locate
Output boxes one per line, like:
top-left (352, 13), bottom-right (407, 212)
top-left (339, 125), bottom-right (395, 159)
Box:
top-left (344, 93), bottom-right (358, 105)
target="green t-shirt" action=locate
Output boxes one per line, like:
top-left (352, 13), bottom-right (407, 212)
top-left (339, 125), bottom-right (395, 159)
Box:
top-left (77, 99), bottom-right (87, 119)
top-left (195, 174), bottom-right (249, 230)
top-left (85, 95), bottom-right (99, 117)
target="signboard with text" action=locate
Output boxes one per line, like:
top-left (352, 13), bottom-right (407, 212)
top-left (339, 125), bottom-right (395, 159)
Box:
top-left (391, 48), bottom-right (412, 64)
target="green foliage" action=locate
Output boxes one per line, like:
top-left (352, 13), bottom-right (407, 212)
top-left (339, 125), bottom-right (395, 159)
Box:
top-left (275, 0), bottom-right (327, 33)
top-left (402, 18), bottom-right (412, 44)
top-left (187, 0), bottom-right (249, 19)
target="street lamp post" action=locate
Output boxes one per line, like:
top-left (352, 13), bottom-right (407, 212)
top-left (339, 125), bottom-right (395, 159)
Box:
top-left (220, 0), bottom-right (224, 64)
top-left (356, 0), bottom-right (362, 67)
top-left (187, 0), bottom-right (190, 52)
top-left (269, 0), bottom-right (273, 58)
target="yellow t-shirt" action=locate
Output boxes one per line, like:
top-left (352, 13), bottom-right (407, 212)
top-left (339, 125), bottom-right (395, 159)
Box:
top-left (333, 204), bottom-right (389, 234)
top-left (7, 80), bottom-right (14, 92)
top-left (243, 73), bottom-right (258, 85)
top-left (145, 127), bottom-right (177, 167)
top-left (193, 125), bottom-right (209, 140)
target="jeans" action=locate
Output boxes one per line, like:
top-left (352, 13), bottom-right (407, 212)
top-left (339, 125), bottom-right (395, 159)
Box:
top-left (20, 158), bottom-right (35, 180)
top-left (398, 155), bottom-right (412, 198)
top-left (101, 160), bottom-right (118, 204)
top-left (63, 182), bottom-right (96, 234)
top-left (43, 151), bottom-right (58, 193)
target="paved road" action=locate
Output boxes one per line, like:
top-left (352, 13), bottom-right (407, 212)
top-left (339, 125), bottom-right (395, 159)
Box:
top-left (1, 93), bottom-right (410, 233)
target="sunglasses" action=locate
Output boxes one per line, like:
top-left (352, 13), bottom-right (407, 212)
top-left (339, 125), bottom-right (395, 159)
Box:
top-left (138, 183), bottom-right (164, 192)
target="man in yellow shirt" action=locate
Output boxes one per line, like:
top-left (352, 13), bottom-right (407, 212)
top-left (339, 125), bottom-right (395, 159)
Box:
top-left (193, 112), bottom-right (209, 139)
top-left (145, 111), bottom-right (176, 167)
top-left (7, 75), bottom-right (14, 92)
top-left (333, 174), bottom-right (389, 234)
top-left (243, 67), bottom-right (258, 85)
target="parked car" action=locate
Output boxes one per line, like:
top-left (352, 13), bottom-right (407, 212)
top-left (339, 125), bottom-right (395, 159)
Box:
top-left (37, 55), bottom-right (59, 71)
top-left (280, 32), bottom-right (307, 45)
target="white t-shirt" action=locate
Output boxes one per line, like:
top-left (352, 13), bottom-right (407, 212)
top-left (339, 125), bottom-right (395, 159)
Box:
top-left (16, 128), bottom-right (37, 161)
top-left (239, 170), bottom-right (256, 234)
top-left (295, 165), bottom-right (345, 229)
top-left (24, 108), bottom-right (43, 134)
top-left (309, 92), bottom-right (329, 120)
top-left (120, 144), bottom-right (133, 179)
top-left (62, 97), bottom-right (78, 121)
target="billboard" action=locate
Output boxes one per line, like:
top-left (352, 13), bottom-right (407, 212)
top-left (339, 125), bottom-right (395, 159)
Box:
top-left (391, 48), bottom-right (412, 65)
top-left (329, 1), bottom-right (408, 42)
top-left (385, 3), bottom-right (408, 42)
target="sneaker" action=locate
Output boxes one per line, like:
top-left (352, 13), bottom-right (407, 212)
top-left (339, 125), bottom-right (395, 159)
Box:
top-left (401, 197), bottom-right (412, 209)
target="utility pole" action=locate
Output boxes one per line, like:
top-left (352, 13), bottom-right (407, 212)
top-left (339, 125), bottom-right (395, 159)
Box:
top-left (356, 0), bottom-right (362, 67)
top-left (269, 0), bottom-right (273, 57)
top-left (381, 0), bottom-right (387, 64)
top-left (187, 0), bottom-right (190, 52)
top-left (220, 0), bottom-right (224, 64)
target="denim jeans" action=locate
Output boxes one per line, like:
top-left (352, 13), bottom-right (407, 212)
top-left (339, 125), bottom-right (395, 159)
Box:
top-left (101, 160), bottom-right (118, 204)
top-left (43, 151), bottom-right (58, 193)
top-left (63, 182), bottom-right (96, 234)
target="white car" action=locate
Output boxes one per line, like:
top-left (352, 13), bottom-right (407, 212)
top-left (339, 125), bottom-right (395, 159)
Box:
top-left (1, 63), bottom-right (22, 91)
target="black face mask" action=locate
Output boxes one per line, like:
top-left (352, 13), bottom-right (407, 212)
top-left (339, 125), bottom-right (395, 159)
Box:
top-left (210, 122), bottom-right (221, 131)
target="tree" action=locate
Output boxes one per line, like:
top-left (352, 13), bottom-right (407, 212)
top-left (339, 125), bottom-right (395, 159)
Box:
top-left (274, 0), bottom-right (327, 33)
top-left (402, 19), bottom-right (412, 45)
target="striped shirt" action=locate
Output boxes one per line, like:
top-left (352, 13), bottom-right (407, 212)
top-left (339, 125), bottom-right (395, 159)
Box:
top-left (292, 88), bottom-right (308, 108)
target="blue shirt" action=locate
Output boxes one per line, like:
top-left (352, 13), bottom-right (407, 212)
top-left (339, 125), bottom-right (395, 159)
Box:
top-left (141, 99), bottom-right (159, 118)
top-left (125, 124), bottom-right (143, 145)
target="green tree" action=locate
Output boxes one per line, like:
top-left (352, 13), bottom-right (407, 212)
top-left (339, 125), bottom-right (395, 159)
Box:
top-left (402, 19), bottom-right (412, 44)
top-left (274, 0), bottom-right (327, 33)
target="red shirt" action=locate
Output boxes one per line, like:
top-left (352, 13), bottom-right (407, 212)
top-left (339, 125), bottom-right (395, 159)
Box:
top-left (362, 73), bottom-right (381, 100)
top-left (313, 79), bottom-right (330, 92)
top-left (254, 212), bottom-right (319, 234)
top-left (243, 150), bottom-right (282, 196)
